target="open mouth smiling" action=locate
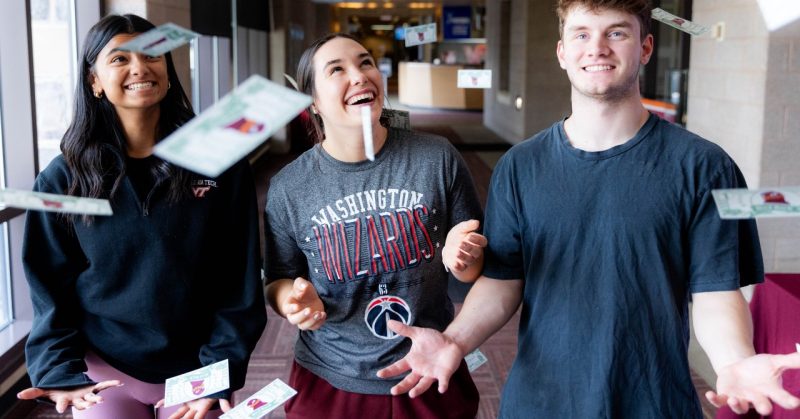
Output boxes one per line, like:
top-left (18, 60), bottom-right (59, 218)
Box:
top-left (125, 81), bottom-right (156, 91)
top-left (583, 65), bottom-right (615, 72)
top-left (346, 91), bottom-right (376, 106)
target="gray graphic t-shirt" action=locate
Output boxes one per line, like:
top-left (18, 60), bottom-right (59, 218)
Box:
top-left (264, 128), bottom-right (482, 394)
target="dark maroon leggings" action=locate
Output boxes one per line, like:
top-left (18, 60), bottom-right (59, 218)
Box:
top-left (285, 360), bottom-right (479, 419)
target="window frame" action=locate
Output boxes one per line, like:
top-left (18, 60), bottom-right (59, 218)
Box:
top-left (0, 0), bottom-right (100, 364)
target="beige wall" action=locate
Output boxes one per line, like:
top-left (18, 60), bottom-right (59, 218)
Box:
top-left (484, 0), bottom-right (571, 143)
top-left (103, 0), bottom-right (145, 16)
top-left (759, 16), bottom-right (800, 272)
top-left (688, 0), bottom-right (800, 272)
top-left (686, 0), bottom-right (768, 187)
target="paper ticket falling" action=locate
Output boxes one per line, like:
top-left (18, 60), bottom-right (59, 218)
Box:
top-left (0, 188), bottom-right (112, 216)
top-left (164, 360), bottom-right (230, 407)
top-left (155, 75), bottom-right (311, 177)
top-left (405, 23), bottom-right (437, 47)
top-left (457, 69), bottom-right (492, 89)
top-left (220, 379), bottom-right (297, 419)
top-left (651, 8), bottom-right (710, 36)
top-left (711, 187), bottom-right (800, 219)
top-left (465, 349), bottom-right (488, 372)
top-left (361, 106), bottom-right (375, 161)
top-left (116, 22), bottom-right (199, 56)
top-left (381, 109), bottom-right (411, 130)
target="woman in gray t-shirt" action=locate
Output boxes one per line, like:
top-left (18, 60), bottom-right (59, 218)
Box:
top-left (264, 33), bottom-right (486, 419)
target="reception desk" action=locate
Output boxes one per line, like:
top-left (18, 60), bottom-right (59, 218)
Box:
top-left (398, 62), bottom-right (483, 110)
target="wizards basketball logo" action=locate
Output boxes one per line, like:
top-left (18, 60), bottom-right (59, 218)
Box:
top-left (364, 296), bottom-right (412, 339)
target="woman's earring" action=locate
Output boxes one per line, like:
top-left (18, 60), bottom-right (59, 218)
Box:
top-left (94, 91), bottom-right (103, 99)
top-left (168, 82), bottom-right (171, 89)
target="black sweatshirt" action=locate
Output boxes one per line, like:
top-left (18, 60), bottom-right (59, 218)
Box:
top-left (22, 155), bottom-right (267, 399)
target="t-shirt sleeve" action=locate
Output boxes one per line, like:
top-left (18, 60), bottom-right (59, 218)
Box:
top-left (482, 153), bottom-right (524, 280)
top-left (689, 159), bottom-right (764, 293)
top-left (446, 144), bottom-right (483, 227)
top-left (263, 179), bottom-right (307, 283)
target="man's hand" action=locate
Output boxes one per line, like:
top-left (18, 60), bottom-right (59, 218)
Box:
top-left (442, 219), bottom-right (487, 281)
top-left (17, 380), bottom-right (123, 413)
top-left (706, 352), bottom-right (800, 415)
top-left (376, 320), bottom-right (465, 397)
top-left (282, 277), bottom-right (326, 330)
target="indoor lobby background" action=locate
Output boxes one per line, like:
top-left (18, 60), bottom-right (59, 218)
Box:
top-left (0, 0), bottom-right (798, 418)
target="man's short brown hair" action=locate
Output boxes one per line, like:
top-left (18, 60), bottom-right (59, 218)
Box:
top-left (556, 0), bottom-right (653, 42)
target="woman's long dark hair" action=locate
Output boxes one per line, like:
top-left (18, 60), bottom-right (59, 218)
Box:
top-left (296, 32), bottom-right (386, 143)
top-left (63, 14), bottom-right (194, 215)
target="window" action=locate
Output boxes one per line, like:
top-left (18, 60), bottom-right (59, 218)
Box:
top-left (641, 0), bottom-right (693, 125)
top-left (0, 93), bottom-right (9, 330)
top-left (0, 226), bottom-right (9, 330)
top-left (31, 0), bottom-right (78, 170)
top-left (0, 0), bottom-right (97, 356)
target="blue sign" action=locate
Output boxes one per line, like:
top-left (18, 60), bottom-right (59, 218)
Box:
top-left (443, 6), bottom-right (471, 39)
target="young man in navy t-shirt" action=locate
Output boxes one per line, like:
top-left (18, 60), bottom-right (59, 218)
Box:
top-left (376, 0), bottom-right (800, 417)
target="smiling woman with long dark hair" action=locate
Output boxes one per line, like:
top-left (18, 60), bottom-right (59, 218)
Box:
top-left (18, 14), bottom-right (266, 419)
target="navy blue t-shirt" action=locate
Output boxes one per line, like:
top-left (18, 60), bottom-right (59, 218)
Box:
top-left (483, 114), bottom-right (763, 418)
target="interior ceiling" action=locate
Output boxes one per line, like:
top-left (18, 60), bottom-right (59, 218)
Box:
top-left (312, 0), bottom-right (483, 4)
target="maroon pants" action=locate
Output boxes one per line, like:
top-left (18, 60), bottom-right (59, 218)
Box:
top-left (285, 361), bottom-right (479, 419)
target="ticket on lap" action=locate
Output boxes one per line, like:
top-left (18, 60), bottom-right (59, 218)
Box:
top-left (220, 379), bottom-right (297, 419)
top-left (164, 360), bottom-right (230, 407)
